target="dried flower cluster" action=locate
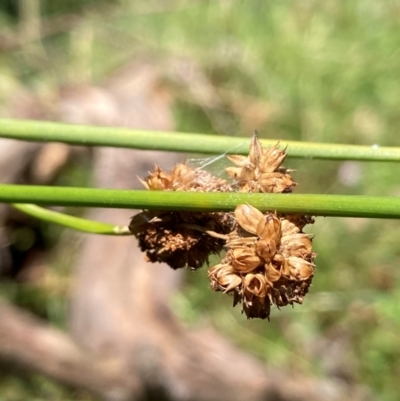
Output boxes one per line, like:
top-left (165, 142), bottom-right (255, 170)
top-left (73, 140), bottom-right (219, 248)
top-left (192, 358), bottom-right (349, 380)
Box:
top-left (225, 135), bottom-right (296, 193)
top-left (208, 205), bottom-right (315, 319)
top-left (130, 132), bottom-right (316, 319)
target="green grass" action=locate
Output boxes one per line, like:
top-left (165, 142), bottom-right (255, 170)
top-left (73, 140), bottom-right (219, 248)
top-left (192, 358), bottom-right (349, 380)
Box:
top-left (2, 0), bottom-right (400, 400)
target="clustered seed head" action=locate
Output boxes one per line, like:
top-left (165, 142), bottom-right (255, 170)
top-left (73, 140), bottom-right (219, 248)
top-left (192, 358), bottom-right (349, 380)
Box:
top-left (139, 163), bottom-right (232, 192)
top-left (208, 205), bottom-right (315, 319)
top-left (130, 210), bottom-right (233, 269)
top-left (130, 163), bottom-right (234, 269)
top-left (225, 134), bottom-right (296, 193)
top-left (130, 132), bottom-right (316, 319)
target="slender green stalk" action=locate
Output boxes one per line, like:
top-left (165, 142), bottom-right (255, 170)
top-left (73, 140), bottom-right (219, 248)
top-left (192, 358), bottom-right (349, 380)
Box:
top-left (0, 118), bottom-right (398, 161)
top-left (1, 185), bottom-right (400, 218)
top-left (11, 204), bottom-right (131, 235)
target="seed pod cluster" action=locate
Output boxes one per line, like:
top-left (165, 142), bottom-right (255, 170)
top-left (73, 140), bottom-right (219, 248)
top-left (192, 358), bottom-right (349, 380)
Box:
top-left (130, 163), bottom-right (234, 269)
top-left (208, 205), bottom-right (315, 319)
top-left (226, 134), bottom-right (296, 193)
top-left (139, 163), bottom-right (232, 192)
top-left (130, 132), bottom-right (316, 319)
top-left (130, 209), bottom-right (233, 269)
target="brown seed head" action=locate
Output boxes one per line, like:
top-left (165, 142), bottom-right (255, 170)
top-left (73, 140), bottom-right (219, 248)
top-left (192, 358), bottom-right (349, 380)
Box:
top-left (133, 132), bottom-right (316, 320)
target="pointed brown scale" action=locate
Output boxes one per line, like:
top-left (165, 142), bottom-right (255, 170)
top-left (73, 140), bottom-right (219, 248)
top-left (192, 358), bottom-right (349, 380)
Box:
top-left (280, 217), bottom-right (302, 236)
top-left (280, 233), bottom-right (313, 258)
top-left (171, 163), bottom-right (196, 189)
top-left (226, 154), bottom-right (251, 167)
top-left (240, 165), bottom-right (256, 181)
top-left (264, 263), bottom-right (282, 282)
top-left (226, 235), bottom-right (258, 249)
top-left (146, 166), bottom-right (172, 190)
top-left (207, 262), bottom-right (231, 279)
top-left (225, 166), bottom-right (243, 179)
top-left (272, 253), bottom-right (291, 277)
top-left (259, 172), bottom-right (296, 193)
top-left (230, 247), bottom-right (263, 273)
top-left (259, 143), bottom-right (287, 173)
top-left (249, 131), bottom-right (263, 166)
top-left (226, 165), bottom-right (256, 182)
top-left (218, 273), bottom-right (242, 293)
top-left (208, 263), bottom-right (238, 291)
top-left (137, 176), bottom-right (150, 190)
top-left (256, 213), bottom-right (281, 243)
top-left (255, 238), bottom-right (277, 261)
top-left (234, 204), bottom-right (264, 235)
top-left (287, 256), bottom-right (315, 280)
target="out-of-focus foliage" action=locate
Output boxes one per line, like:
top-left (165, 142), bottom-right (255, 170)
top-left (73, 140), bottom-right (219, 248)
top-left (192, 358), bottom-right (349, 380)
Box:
top-left (1, 0), bottom-right (400, 400)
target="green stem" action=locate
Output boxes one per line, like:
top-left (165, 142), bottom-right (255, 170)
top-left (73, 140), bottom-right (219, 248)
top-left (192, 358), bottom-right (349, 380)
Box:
top-left (1, 185), bottom-right (400, 218)
top-left (11, 203), bottom-right (131, 235)
top-left (0, 118), bottom-right (397, 161)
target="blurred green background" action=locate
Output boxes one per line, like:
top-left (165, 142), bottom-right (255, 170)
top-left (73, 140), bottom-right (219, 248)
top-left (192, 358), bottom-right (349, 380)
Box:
top-left (1, 0), bottom-right (400, 400)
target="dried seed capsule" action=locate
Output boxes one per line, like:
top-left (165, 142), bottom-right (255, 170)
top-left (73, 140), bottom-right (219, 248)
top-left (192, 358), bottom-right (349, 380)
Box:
top-left (234, 204), bottom-right (264, 235)
top-left (225, 165), bottom-right (255, 181)
top-left (264, 262), bottom-right (282, 282)
top-left (230, 247), bottom-right (263, 273)
top-left (170, 164), bottom-right (196, 189)
top-left (256, 213), bottom-right (281, 242)
top-left (145, 166), bottom-right (172, 190)
top-left (272, 253), bottom-right (291, 277)
top-left (243, 273), bottom-right (269, 298)
top-left (255, 238), bottom-right (277, 261)
top-left (280, 218), bottom-right (301, 236)
top-left (259, 172), bottom-right (296, 193)
top-left (218, 273), bottom-right (242, 293)
top-left (280, 233), bottom-right (313, 258)
top-left (287, 256), bottom-right (315, 280)
top-left (225, 166), bottom-right (243, 179)
top-left (208, 262), bottom-right (233, 279)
